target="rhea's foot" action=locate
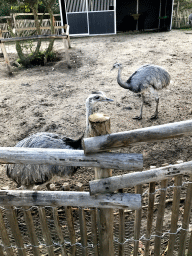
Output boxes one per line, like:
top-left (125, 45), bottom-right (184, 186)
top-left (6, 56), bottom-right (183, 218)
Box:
top-left (150, 114), bottom-right (158, 120)
top-left (133, 115), bottom-right (142, 120)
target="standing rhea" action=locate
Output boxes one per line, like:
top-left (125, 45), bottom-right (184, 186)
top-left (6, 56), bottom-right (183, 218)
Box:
top-left (111, 63), bottom-right (171, 120)
top-left (6, 91), bottom-right (113, 189)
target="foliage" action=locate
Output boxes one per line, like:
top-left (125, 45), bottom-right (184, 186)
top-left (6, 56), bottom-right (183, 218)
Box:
top-left (0, 0), bottom-right (17, 16)
top-left (177, 0), bottom-right (192, 11)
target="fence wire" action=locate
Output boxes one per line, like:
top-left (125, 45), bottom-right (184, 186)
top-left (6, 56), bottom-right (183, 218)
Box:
top-left (0, 177), bottom-right (191, 255)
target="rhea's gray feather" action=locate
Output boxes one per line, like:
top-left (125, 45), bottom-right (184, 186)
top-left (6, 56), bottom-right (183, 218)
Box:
top-left (112, 63), bottom-right (171, 120)
top-left (6, 92), bottom-right (113, 188)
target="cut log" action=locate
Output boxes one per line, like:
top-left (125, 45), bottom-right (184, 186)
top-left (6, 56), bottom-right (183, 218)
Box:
top-left (89, 161), bottom-right (192, 195)
top-left (0, 147), bottom-right (143, 171)
top-left (0, 190), bottom-right (141, 210)
top-left (83, 119), bottom-right (192, 154)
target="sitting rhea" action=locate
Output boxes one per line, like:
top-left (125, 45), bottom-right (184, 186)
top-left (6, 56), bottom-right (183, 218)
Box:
top-left (6, 91), bottom-right (113, 189)
top-left (111, 63), bottom-right (171, 120)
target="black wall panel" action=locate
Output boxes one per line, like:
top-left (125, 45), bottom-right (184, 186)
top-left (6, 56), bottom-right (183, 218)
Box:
top-left (88, 11), bottom-right (115, 34)
top-left (67, 13), bottom-right (88, 34)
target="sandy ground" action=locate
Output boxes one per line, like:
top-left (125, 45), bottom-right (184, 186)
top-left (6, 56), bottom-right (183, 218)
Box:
top-left (0, 29), bottom-right (192, 190)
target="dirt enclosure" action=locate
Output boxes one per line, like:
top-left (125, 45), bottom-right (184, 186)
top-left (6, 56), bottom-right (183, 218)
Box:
top-left (0, 29), bottom-right (192, 254)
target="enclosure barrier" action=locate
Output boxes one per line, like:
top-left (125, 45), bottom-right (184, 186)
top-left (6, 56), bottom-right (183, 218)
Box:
top-left (0, 116), bottom-right (192, 255)
top-left (0, 21), bottom-right (71, 75)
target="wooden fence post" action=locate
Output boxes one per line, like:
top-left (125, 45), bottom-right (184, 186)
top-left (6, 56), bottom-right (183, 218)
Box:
top-left (88, 113), bottom-right (114, 255)
top-left (0, 29), bottom-right (12, 75)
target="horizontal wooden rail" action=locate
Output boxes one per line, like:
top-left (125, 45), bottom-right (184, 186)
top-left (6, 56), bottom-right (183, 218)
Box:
top-left (0, 34), bottom-right (68, 43)
top-left (89, 161), bottom-right (192, 195)
top-left (83, 119), bottom-right (192, 154)
top-left (0, 147), bottom-right (143, 170)
top-left (0, 190), bottom-right (141, 210)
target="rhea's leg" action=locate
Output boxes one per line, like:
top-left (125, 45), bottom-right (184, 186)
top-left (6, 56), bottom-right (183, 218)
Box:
top-left (150, 97), bottom-right (159, 119)
top-left (133, 97), bottom-right (143, 120)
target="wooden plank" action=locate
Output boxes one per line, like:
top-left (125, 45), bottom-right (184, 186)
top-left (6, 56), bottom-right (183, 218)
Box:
top-left (14, 26), bottom-right (66, 31)
top-left (38, 207), bottom-right (54, 256)
top-left (167, 176), bottom-right (182, 255)
top-left (83, 119), bottom-right (192, 154)
top-left (133, 185), bottom-right (142, 256)
top-left (65, 206), bottom-right (76, 256)
top-left (0, 147), bottom-right (143, 171)
top-left (0, 190), bottom-right (141, 210)
top-left (187, 230), bottom-right (192, 256)
top-left (0, 34), bottom-right (68, 43)
top-left (89, 161), bottom-right (192, 195)
top-left (178, 175), bottom-right (192, 256)
top-left (89, 113), bottom-right (114, 256)
top-left (0, 245), bottom-right (4, 255)
top-left (52, 207), bottom-right (67, 256)
top-left (154, 180), bottom-right (168, 256)
top-left (22, 206), bottom-right (41, 256)
top-left (118, 189), bottom-right (125, 256)
top-left (90, 209), bottom-right (99, 255)
top-left (79, 208), bottom-right (88, 256)
top-left (144, 182), bottom-right (156, 256)
top-left (0, 208), bottom-right (14, 256)
top-left (5, 206), bottom-right (26, 256)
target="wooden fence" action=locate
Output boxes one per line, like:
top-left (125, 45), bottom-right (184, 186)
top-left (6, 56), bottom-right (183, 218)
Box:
top-left (172, 9), bottom-right (192, 28)
top-left (0, 116), bottom-right (192, 255)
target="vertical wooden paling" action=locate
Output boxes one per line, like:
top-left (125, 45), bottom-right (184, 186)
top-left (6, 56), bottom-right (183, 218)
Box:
top-left (65, 206), bottom-right (76, 256)
top-left (22, 206), bottom-right (41, 256)
top-left (167, 175), bottom-right (182, 255)
top-left (88, 113), bottom-right (114, 255)
top-left (38, 207), bottom-right (54, 256)
top-left (118, 189), bottom-right (125, 256)
top-left (154, 179), bottom-right (168, 256)
top-left (77, 182), bottom-right (88, 256)
top-left (90, 208), bottom-right (99, 255)
top-left (187, 230), bottom-right (192, 256)
top-left (178, 175), bottom-right (192, 256)
top-left (52, 207), bottom-right (67, 256)
top-left (144, 182), bottom-right (156, 256)
top-left (5, 206), bottom-right (27, 256)
top-left (133, 185), bottom-right (142, 256)
top-left (0, 208), bottom-right (14, 256)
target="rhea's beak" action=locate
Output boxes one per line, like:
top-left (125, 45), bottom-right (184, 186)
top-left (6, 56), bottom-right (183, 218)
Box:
top-left (106, 98), bottom-right (114, 102)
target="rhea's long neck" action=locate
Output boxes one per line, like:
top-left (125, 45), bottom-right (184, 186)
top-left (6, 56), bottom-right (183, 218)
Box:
top-left (117, 67), bottom-right (131, 89)
top-left (85, 100), bottom-right (94, 138)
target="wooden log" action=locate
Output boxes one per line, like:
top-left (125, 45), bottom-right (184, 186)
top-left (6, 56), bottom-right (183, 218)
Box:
top-left (22, 206), bottom-right (41, 256)
top-left (0, 190), bottom-right (141, 210)
top-left (0, 147), bottom-right (143, 171)
top-left (167, 176), bottom-right (182, 256)
top-left (52, 207), bottom-right (67, 256)
top-left (144, 182), bottom-right (156, 256)
top-left (154, 180), bottom-right (168, 256)
top-left (88, 113), bottom-right (114, 256)
top-left (83, 119), bottom-right (192, 154)
top-left (0, 34), bottom-right (68, 43)
top-left (5, 206), bottom-right (27, 256)
top-left (133, 185), bottom-right (142, 256)
top-left (38, 207), bottom-right (54, 256)
top-left (178, 175), bottom-right (192, 256)
top-left (89, 161), bottom-right (192, 195)
top-left (0, 208), bottom-right (14, 256)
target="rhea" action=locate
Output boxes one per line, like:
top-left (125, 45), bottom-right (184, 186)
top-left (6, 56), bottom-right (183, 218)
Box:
top-left (112, 63), bottom-right (171, 120)
top-left (6, 92), bottom-right (113, 189)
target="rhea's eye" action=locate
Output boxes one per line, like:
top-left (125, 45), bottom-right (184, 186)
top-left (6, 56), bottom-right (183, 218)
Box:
top-left (95, 96), bottom-right (100, 100)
